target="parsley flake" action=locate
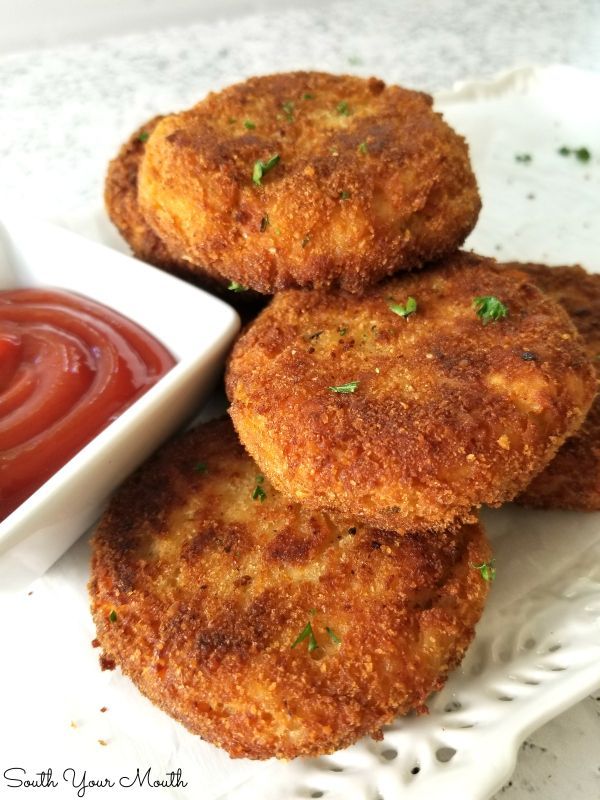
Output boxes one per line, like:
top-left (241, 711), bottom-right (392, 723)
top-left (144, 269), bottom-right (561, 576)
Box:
top-left (301, 235), bottom-right (310, 248)
top-left (473, 296), bottom-right (508, 325)
top-left (338, 326), bottom-right (347, 336)
top-left (471, 559), bottom-right (496, 582)
top-left (515, 153), bottom-right (532, 163)
top-left (194, 462), bottom-right (208, 474)
top-left (388, 296), bottom-right (417, 318)
top-left (228, 281), bottom-right (248, 292)
top-left (558, 145), bottom-right (592, 162)
top-left (336, 100), bottom-right (350, 116)
top-left (329, 380), bottom-right (359, 393)
top-left (244, 119), bottom-right (256, 130)
top-left (521, 351), bottom-right (537, 362)
top-left (252, 154), bottom-right (280, 185)
top-left (303, 92), bottom-right (315, 100)
top-left (339, 190), bottom-right (351, 200)
top-left (108, 610), bottom-right (117, 623)
top-left (260, 214), bottom-right (269, 232)
top-left (307, 330), bottom-right (323, 340)
top-left (252, 475), bottom-right (266, 502)
top-left (358, 141), bottom-right (368, 154)
top-left (138, 131), bottom-right (150, 143)
top-left (291, 621), bottom-right (318, 652)
top-left (325, 626), bottom-right (341, 644)
top-left (282, 101), bottom-right (294, 122)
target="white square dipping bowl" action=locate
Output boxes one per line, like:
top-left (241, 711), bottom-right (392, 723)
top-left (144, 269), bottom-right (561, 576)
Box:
top-left (0, 211), bottom-right (240, 592)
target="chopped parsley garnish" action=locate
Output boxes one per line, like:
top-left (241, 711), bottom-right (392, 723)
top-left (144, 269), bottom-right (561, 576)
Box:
top-left (338, 326), bottom-right (347, 336)
top-left (301, 235), bottom-right (310, 248)
top-left (303, 92), bottom-right (315, 100)
top-left (521, 351), bottom-right (537, 362)
top-left (336, 100), bottom-right (350, 116)
top-left (473, 296), bottom-right (508, 324)
top-left (138, 131), bottom-right (150, 143)
top-left (388, 296), bottom-right (417, 318)
top-left (244, 119), bottom-right (256, 130)
top-left (252, 475), bottom-right (266, 502)
top-left (291, 621), bottom-right (318, 652)
top-left (515, 153), bottom-right (532, 163)
top-left (307, 330), bottom-right (323, 340)
top-left (282, 101), bottom-right (294, 122)
top-left (471, 559), bottom-right (496, 582)
top-left (194, 462), bottom-right (208, 474)
top-left (339, 190), bottom-right (351, 200)
top-left (228, 281), bottom-right (248, 292)
top-left (260, 214), bottom-right (269, 232)
top-left (575, 147), bottom-right (591, 162)
top-left (358, 141), bottom-right (368, 154)
top-left (329, 380), bottom-right (359, 393)
top-left (558, 145), bottom-right (591, 162)
top-left (252, 154), bottom-right (280, 185)
top-left (108, 610), bottom-right (117, 623)
top-left (325, 626), bottom-right (341, 644)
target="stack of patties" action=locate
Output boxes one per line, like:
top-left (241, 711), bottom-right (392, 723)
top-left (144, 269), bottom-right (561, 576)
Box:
top-left (92, 72), bottom-right (596, 760)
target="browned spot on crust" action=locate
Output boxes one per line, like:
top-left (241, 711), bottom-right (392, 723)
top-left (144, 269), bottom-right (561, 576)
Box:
top-left (89, 418), bottom-right (491, 760)
top-left (510, 263), bottom-right (600, 510)
top-left (99, 654), bottom-right (116, 671)
top-left (138, 71), bottom-right (481, 293)
top-left (226, 251), bottom-right (596, 531)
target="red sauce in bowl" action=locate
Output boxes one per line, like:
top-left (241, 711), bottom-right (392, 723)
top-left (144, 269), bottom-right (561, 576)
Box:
top-left (0, 288), bottom-right (176, 521)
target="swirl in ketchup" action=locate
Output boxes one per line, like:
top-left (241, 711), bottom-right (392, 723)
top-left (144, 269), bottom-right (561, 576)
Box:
top-left (0, 288), bottom-right (176, 522)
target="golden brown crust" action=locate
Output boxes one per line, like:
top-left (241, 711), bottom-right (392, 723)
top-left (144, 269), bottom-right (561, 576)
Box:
top-left (104, 116), bottom-right (264, 311)
top-left (138, 72), bottom-right (481, 293)
top-left (89, 418), bottom-right (491, 760)
top-left (511, 263), bottom-right (600, 510)
top-left (226, 251), bottom-right (596, 531)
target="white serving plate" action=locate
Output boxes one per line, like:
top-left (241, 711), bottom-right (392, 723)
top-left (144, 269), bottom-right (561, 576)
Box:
top-left (0, 66), bottom-right (599, 800)
top-left (0, 212), bottom-right (240, 592)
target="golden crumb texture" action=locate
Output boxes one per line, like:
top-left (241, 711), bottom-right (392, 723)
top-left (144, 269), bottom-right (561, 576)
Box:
top-left (511, 263), bottom-right (600, 510)
top-left (90, 418), bottom-right (491, 760)
top-left (138, 71), bottom-right (481, 293)
top-left (226, 251), bottom-right (596, 531)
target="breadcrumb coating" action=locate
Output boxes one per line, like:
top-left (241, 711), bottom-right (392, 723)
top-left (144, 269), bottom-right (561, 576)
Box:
top-left (138, 71), bottom-right (481, 293)
top-left (512, 263), bottom-right (600, 510)
top-left (90, 418), bottom-right (491, 760)
top-left (105, 116), bottom-right (263, 310)
top-left (226, 251), bottom-right (595, 531)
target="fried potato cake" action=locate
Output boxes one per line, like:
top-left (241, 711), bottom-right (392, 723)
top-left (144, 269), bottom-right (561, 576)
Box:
top-left (105, 116), bottom-right (264, 312)
top-left (138, 71), bottom-right (481, 293)
top-left (90, 418), bottom-right (491, 760)
top-left (226, 251), bottom-right (596, 532)
top-left (511, 263), bottom-right (600, 510)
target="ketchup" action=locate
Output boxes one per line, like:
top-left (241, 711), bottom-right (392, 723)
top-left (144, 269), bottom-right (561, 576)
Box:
top-left (0, 288), bottom-right (176, 521)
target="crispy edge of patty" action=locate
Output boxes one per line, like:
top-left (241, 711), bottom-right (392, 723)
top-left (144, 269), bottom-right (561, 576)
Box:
top-left (226, 251), bottom-right (596, 531)
top-left (511, 263), bottom-right (600, 510)
top-left (89, 417), bottom-right (491, 760)
top-left (138, 71), bottom-right (481, 293)
top-left (104, 116), bottom-right (265, 311)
